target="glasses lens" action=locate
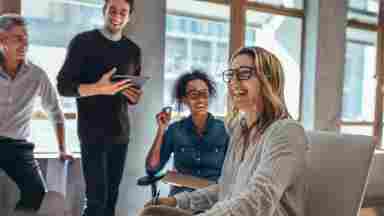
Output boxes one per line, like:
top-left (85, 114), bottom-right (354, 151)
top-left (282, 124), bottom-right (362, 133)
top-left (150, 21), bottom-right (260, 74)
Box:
top-left (237, 68), bottom-right (253, 80)
top-left (223, 70), bottom-right (234, 82)
top-left (187, 90), bottom-right (209, 100)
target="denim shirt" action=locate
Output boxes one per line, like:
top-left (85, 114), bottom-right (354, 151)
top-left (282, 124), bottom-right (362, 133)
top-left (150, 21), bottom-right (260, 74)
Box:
top-left (147, 113), bottom-right (229, 184)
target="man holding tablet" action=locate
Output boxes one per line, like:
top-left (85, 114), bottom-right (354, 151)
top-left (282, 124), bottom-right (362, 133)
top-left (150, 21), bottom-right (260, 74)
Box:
top-left (56, 0), bottom-right (142, 215)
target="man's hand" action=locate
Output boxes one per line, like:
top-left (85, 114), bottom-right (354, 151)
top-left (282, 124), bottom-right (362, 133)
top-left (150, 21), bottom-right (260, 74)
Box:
top-left (95, 68), bottom-right (133, 95)
top-left (59, 151), bottom-right (74, 162)
top-left (144, 197), bottom-right (177, 208)
top-left (121, 86), bottom-right (143, 104)
top-left (78, 68), bottom-right (133, 97)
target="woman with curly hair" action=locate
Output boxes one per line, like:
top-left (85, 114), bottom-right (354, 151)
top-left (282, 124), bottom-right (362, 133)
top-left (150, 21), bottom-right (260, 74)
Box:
top-left (145, 70), bottom-right (229, 196)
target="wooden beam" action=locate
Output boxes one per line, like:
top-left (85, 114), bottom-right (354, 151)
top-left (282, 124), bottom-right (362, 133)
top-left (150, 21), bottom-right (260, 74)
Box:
top-left (373, 0), bottom-right (384, 147)
top-left (0, 0), bottom-right (21, 14)
top-left (348, 19), bottom-right (378, 32)
top-left (194, 0), bottom-right (228, 5)
top-left (229, 0), bottom-right (246, 56)
top-left (340, 121), bottom-right (373, 126)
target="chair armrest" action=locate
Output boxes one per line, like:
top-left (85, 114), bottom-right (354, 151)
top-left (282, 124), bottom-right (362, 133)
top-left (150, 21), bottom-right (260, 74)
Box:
top-left (137, 174), bottom-right (166, 186)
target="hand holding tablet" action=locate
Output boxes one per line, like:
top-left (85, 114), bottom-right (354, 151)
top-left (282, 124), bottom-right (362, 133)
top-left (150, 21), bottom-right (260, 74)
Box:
top-left (111, 74), bottom-right (150, 88)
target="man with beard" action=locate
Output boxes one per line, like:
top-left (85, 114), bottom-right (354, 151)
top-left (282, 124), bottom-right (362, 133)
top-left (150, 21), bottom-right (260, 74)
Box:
top-left (57, 0), bottom-right (142, 215)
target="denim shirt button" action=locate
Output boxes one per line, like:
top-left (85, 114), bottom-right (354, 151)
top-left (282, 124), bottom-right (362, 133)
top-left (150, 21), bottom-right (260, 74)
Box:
top-left (181, 148), bottom-right (185, 152)
top-left (215, 148), bottom-right (219, 153)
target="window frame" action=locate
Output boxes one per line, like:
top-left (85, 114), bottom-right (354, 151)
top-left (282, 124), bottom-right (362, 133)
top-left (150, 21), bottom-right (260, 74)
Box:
top-left (339, 1), bottom-right (384, 149)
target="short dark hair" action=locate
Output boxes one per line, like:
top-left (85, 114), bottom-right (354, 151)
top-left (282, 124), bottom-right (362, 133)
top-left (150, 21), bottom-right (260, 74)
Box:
top-left (172, 70), bottom-right (217, 112)
top-left (104, 0), bottom-right (135, 14)
top-left (0, 14), bottom-right (27, 32)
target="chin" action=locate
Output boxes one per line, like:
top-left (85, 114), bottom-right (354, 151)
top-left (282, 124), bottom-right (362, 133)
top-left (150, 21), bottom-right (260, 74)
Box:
top-left (107, 25), bottom-right (120, 33)
top-left (193, 110), bottom-right (208, 115)
top-left (234, 103), bottom-right (254, 113)
top-left (16, 57), bottom-right (26, 63)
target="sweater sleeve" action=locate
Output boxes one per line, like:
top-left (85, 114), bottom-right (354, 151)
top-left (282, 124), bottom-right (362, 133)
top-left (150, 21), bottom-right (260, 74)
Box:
top-left (56, 34), bottom-right (85, 97)
top-left (197, 121), bottom-right (307, 216)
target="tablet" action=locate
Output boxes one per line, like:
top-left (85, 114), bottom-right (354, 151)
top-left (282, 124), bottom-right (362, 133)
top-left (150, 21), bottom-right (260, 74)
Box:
top-left (111, 74), bottom-right (150, 88)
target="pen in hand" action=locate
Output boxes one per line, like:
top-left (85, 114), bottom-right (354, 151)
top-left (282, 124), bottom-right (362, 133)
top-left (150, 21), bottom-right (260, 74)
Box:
top-left (152, 190), bottom-right (160, 205)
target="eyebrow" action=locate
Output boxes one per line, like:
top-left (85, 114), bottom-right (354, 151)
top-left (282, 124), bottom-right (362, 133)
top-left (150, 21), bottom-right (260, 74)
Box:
top-left (187, 88), bottom-right (209, 92)
top-left (110, 6), bottom-right (128, 13)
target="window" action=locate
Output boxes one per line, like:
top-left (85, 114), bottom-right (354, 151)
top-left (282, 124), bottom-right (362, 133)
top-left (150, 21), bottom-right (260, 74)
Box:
top-left (22, 0), bottom-right (104, 152)
top-left (340, 29), bottom-right (377, 136)
top-left (342, 29), bottom-right (377, 122)
top-left (340, 0), bottom-right (381, 139)
top-left (245, 9), bottom-right (303, 120)
top-left (348, 0), bottom-right (379, 24)
top-left (165, 0), bottom-right (230, 115)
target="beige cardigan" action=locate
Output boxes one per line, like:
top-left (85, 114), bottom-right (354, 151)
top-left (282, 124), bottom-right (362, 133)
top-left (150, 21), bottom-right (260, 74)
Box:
top-left (174, 118), bottom-right (308, 216)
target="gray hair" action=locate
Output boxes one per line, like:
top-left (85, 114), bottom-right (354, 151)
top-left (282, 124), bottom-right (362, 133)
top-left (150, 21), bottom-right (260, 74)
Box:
top-left (0, 14), bottom-right (27, 32)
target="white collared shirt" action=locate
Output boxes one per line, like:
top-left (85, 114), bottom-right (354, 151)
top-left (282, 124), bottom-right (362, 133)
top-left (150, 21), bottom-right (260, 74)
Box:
top-left (0, 61), bottom-right (64, 140)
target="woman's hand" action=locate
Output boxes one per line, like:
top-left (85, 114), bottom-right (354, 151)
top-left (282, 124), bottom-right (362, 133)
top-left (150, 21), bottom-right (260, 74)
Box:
top-left (144, 197), bottom-right (177, 207)
top-left (156, 110), bottom-right (171, 131)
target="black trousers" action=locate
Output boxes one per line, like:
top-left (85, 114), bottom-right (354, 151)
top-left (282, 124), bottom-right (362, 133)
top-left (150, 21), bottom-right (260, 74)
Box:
top-left (80, 142), bottom-right (128, 216)
top-left (0, 137), bottom-right (46, 212)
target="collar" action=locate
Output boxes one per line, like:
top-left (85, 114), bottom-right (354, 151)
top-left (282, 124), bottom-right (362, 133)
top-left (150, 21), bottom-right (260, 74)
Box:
top-left (185, 113), bottom-right (215, 135)
top-left (0, 60), bottom-right (30, 80)
top-left (99, 28), bottom-right (123, 42)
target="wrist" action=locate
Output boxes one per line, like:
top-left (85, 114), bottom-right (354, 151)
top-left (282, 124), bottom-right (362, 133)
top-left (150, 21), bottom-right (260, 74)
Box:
top-left (158, 126), bottom-right (166, 133)
top-left (59, 148), bottom-right (67, 153)
top-left (79, 83), bottom-right (100, 97)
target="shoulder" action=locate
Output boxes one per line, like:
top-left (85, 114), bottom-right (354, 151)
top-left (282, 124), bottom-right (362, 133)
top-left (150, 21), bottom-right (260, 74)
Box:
top-left (266, 118), bottom-right (304, 135)
top-left (209, 116), bottom-right (228, 133)
top-left (70, 30), bottom-right (98, 46)
top-left (25, 62), bottom-right (54, 88)
top-left (121, 37), bottom-right (141, 52)
top-left (224, 114), bottom-right (241, 136)
top-left (167, 118), bottom-right (186, 132)
top-left (262, 119), bottom-right (308, 149)
top-left (27, 62), bottom-right (47, 79)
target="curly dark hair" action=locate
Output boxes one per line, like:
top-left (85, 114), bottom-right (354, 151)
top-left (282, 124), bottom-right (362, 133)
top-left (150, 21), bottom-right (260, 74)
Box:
top-left (172, 70), bottom-right (217, 112)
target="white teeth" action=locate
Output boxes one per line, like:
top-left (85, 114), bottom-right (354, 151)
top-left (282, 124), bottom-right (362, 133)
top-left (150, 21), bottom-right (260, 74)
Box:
top-left (234, 90), bottom-right (246, 96)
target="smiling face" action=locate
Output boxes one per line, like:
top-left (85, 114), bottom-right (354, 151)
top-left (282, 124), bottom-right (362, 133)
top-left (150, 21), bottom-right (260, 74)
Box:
top-left (103, 0), bottom-right (131, 34)
top-left (183, 79), bottom-right (210, 116)
top-left (1, 25), bottom-right (28, 64)
top-left (228, 54), bottom-right (263, 114)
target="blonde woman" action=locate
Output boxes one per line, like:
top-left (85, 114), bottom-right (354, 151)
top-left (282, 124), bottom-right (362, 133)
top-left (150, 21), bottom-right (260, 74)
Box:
top-left (139, 46), bottom-right (308, 216)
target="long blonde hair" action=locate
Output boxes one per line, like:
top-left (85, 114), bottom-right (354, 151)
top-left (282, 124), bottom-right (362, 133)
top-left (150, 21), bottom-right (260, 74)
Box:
top-left (226, 47), bottom-right (290, 160)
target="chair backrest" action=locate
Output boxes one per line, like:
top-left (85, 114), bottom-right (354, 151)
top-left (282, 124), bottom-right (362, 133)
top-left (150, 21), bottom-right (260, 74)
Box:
top-left (305, 131), bottom-right (375, 216)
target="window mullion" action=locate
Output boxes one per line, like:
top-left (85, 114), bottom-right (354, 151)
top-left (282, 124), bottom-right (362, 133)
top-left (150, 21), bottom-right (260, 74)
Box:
top-left (373, 1), bottom-right (384, 147)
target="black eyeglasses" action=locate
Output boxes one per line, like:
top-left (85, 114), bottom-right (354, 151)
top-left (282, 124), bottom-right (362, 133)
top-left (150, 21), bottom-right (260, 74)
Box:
top-left (186, 89), bottom-right (210, 100)
top-left (222, 66), bottom-right (257, 83)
